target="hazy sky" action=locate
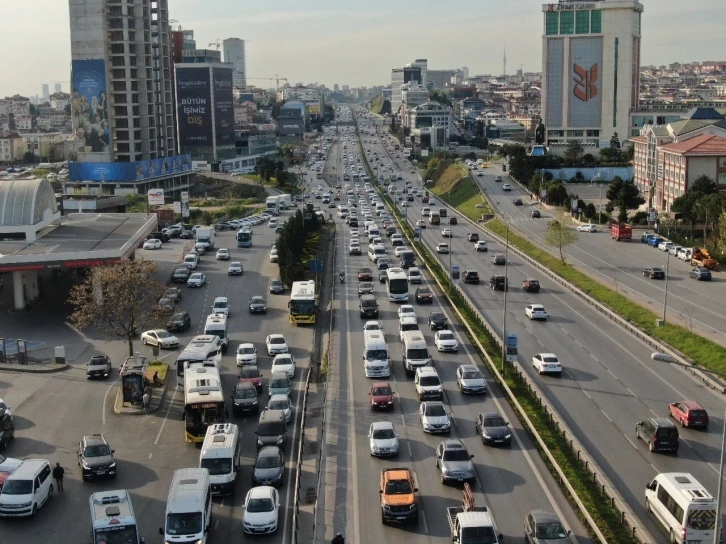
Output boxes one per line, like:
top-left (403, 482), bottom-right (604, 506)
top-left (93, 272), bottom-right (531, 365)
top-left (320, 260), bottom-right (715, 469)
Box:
top-left (1, 0), bottom-right (722, 97)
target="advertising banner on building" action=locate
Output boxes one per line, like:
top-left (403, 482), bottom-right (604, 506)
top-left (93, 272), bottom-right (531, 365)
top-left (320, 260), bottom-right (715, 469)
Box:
top-left (69, 154), bottom-right (192, 182)
top-left (176, 66), bottom-right (213, 147)
top-left (568, 37), bottom-right (603, 128)
top-left (181, 191), bottom-right (190, 218)
top-left (71, 59), bottom-right (109, 157)
top-left (212, 66), bottom-right (235, 147)
top-left (307, 104), bottom-right (321, 116)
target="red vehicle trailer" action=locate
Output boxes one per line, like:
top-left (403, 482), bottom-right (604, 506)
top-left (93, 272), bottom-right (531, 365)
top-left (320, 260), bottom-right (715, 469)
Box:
top-left (611, 223), bottom-right (632, 241)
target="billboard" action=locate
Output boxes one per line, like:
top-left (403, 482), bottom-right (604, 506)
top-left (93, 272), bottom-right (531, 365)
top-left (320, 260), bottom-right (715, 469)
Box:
top-left (546, 39), bottom-right (564, 128)
top-left (68, 154), bottom-right (192, 182)
top-left (71, 59), bottom-right (109, 156)
top-left (212, 66), bottom-right (235, 147)
top-left (307, 104), bottom-right (321, 116)
top-left (176, 66), bottom-right (213, 147)
top-left (568, 37), bottom-right (603, 128)
top-left (148, 189), bottom-right (165, 206)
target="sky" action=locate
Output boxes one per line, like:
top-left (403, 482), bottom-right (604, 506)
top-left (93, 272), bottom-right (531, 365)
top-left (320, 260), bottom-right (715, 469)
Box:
top-left (0, 0), bottom-right (723, 98)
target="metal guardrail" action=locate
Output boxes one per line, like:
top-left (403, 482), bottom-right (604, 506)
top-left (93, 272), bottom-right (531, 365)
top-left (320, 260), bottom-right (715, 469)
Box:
top-left (358, 134), bottom-right (654, 543)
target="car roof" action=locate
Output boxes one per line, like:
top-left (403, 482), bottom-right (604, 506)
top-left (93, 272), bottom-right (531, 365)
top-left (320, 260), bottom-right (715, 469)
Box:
top-left (679, 400), bottom-right (706, 409)
top-left (82, 433), bottom-right (108, 446)
top-left (257, 446), bottom-right (282, 458)
top-left (441, 438), bottom-right (466, 450)
top-left (529, 509), bottom-right (561, 524)
top-left (537, 352), bottom-right (558, 358)
top-left (459, 364), bottom-right (480, 372)
top-left (371, 421), bottom-right (394, 430)
top-left (247, 486), bottom-right (275, 500)
top-left (235, 381), bottom-right (255, 391)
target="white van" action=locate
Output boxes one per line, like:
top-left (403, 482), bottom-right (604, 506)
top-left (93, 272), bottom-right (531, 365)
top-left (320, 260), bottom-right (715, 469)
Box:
top-left (160, 468), bottom-right (212, 543)
top-left (90, 489), bottom-right (145, 544)
top-left (204, 313), bottom-right (228, 352)
top-left (0, 459), bottom-right (53, 517)
top-left (677, 247), bottom-right (693, 261)
top-left (645, 472), bottom-right (717, 544)
top-left (199, 423), bottom-right (241, 496)
top-left (415, 367), bottom-right (443, 400)
top-left (363, 330), bottom-right (390, 377)
top-left (368, 245), bottom-right (387, 263)
top-left (401, 330), bottom-right (432, 376)
top-left (184, 253), bottom-right (199, 269)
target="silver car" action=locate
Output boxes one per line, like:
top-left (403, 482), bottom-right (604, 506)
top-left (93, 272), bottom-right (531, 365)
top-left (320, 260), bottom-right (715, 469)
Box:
top-left (368, 421), bottom-right (399, 457)
top-left (435, 439), bottom-right (475, 484)
top-left (266, 394), bottom-right (292, 423)
top-left (419, 401), bottom-right (451, 434)
top-left (268, 371), bottom-right (292, 398)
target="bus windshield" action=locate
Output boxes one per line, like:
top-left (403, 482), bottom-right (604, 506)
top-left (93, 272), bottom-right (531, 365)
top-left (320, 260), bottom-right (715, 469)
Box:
top-left (289, 299), bottom-right (315, 316)
top-left (388, 278), bottom-right (408, 294)
top-left (94, 525), bottom-right (139, 544)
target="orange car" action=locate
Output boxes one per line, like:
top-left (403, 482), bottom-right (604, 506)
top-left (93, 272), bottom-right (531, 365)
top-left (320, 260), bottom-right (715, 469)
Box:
top-left (380, 468), bottom-right (418, 524)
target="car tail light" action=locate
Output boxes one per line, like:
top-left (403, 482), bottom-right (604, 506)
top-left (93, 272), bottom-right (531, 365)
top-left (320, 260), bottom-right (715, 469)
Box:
top-left (681, 527), bottom-right (687, 542)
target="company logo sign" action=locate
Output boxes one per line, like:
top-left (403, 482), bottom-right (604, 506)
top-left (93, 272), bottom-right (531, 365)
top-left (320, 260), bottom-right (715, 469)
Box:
top-left (548, 2), bottom-right (598, 10)
top-left (178, 80), bottom-right (207, 89)
top-left (147, 189), bottom-right (165, 206)
top-left (573, 63), bottom-right (599, 102)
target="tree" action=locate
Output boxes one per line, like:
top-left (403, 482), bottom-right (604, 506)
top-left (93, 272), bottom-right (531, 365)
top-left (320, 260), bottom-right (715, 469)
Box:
top-left (564, 140), bottom-right (584, 164)
top-left (719, 211), bottom-right (726, 250)
top-left (671, 191), bottom-right (701, 238)
top-left (544, 183), bottom-right (568, 206)
top-left (544, 220), bottom-right (578, 263)
top-left (584, 202), bottom-right (597, 219)
top-left (534, 121), bottom-right (545, 145)
top-left (68, 260), bottom-right (171, 356)
top-left (605, 177), bottom-right (645, 222)
top-left (609, 132), bottom-right (621, 149)
top-left (690, 175), bottom-right (718, 195)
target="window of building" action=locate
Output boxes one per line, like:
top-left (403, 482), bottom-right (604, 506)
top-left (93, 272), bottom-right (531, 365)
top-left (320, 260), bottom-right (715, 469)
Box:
top-left (559, 11), bottom-right (574, 34)
top-left (590, 10), bottom-right (602, 32)
top-left (718, 173), bottom-right (726, 184)
top-left (575, 10), bottom-right (590, 34)
top-left (719, 157), bottom-right (726, 167)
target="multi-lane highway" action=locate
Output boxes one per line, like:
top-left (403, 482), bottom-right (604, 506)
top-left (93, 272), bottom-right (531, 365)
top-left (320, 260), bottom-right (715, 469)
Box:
top-left (314, 110), bottom-right (593, 544)
top-left (476, 164), bottom-right (726, 346)
top-left (0, 209), bottom-right (311, 543)
top-left (353, 108), bottom-right (726, 541)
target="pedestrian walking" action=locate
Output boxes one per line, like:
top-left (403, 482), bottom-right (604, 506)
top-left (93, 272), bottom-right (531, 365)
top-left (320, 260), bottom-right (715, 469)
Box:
top-left (142, 392), bottom-right (151, 414)
top-left (144, 383), bottom-right (153, 398)
top-left (53, 462), bottom-right (64, 491)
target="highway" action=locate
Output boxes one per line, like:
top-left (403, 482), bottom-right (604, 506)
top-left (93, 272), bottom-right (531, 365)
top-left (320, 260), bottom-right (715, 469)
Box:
top-left (0, 209), bottom-right (312, 543)
top-left (314, 109), bottom-right (593, 544)
top-left (354, 108), bottom-right (726, 542)
top-left (475, 163), bottom-right (726, 346)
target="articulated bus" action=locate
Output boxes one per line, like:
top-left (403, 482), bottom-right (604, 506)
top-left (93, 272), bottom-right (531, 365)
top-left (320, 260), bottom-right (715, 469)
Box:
top-left (386, 267), bottom-right (409, 302)
top-left (183, 365), bottom-right (226, 443)
top-left (288, 280), bottom-right (316, 325)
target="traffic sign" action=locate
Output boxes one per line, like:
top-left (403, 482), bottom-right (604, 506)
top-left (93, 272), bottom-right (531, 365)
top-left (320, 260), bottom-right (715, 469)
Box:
top-left (413, 227), bottom-right (421, 241)
top-left (308, 259), bottom-right (323, 273)
top-left (505, 332), bottom-right (519, 362)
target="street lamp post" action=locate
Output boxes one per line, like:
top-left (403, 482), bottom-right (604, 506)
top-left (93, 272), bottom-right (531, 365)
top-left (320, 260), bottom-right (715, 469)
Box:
top-left (651, 352), bottom-right (724, 544)
top-left (662, 249), bottom-right (670, 325)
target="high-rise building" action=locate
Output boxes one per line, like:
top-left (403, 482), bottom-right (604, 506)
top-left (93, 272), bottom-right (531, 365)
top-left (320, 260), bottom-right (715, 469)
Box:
top-left (223, 38), bottom-right (246, 88)
top-left (54, 83), bottom-right (62, 93)
top-left (411, 59), bottom-right (428, 87)
top-left (391, 66), bottom-right (422, 113)
top-left (541, 0), bottom-right (643, 150)
top-left (67, 0), bottom-right (193, 196)
top-left (42, 84), bottom-right (50, 100)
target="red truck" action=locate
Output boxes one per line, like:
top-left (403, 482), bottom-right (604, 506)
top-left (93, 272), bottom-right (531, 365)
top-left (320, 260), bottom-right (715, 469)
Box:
top-left (611, 223), bottom-right (632, 241)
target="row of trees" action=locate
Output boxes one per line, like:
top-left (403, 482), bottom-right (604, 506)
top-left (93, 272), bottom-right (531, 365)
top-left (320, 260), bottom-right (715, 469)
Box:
top-left (256, 157), bottom-right (293, 186)
top-left (671, 176), bottom-right (726, 245)
top-left (276, 205), bottom-right (322, 286)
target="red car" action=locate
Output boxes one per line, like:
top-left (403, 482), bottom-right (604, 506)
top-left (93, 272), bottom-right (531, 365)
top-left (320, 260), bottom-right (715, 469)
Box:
top-left (668, 400), bottom-right (709, 428)
top-left (358, 268), bottom-right (373, 281)
top-left (369, 381), bottom-right (394, 410)
top-left (238, 365), bottom-right (263, 393)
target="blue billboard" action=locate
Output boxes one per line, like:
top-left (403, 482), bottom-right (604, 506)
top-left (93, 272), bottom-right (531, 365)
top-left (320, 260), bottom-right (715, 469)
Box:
top-left (71, 59), bottom-right (109, 155)
top-left (176, 66), bottom-right (213, 148)
top-left (69, 154), bottom-right (193, 182)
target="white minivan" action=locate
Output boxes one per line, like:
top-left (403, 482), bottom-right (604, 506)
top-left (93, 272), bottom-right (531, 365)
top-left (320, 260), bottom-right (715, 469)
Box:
top-left (0, 459), bottom-right (53, 517)
top-left (200, 423), bottom-right (241, 496)
top-left (160, 468), bottom-right (213, 543)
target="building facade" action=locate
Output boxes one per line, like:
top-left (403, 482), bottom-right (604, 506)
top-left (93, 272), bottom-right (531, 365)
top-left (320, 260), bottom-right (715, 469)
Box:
top-left (278, 101), bottom-right (307, 143)
top-left (391, 66), bottom-right (422, 113)
top-left (407, 101), bottom-right (452, 149)
top-left (541, 0), bottom-right (643, 150)
top-left (223, 38), bottom-right (246, 88)
top-left (0, 132), bottom-right (25, 162)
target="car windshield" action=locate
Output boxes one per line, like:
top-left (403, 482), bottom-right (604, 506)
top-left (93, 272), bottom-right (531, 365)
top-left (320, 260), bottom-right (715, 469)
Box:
top-left (691, 410), bottom-right (708, 418)
top-left (238, 347), bottom-right (255, 355)
top-left (373, 428), bottom-right (395, 439)
top-left (214, 301), bottom-right (228, 308)
top-left (385, 480), bottom-right (412, 494)
top-left (240, 368), bottom-right (260, 378)
top-left (431, 314), bottom-right (444, 321)
top-left (247, 498), bottom-right (274, 513)
top-left (408, 348), bottom-right (428, 359)
top-left (543, 356), bottom-right (559, 363)
top-left (155, 331), bottom-right (172, 338)
top-left (270, 379), bottom-right (289, 389)
top-left (425, 404), bottom-right (446, 416)
top-left (536, 521), bottom-right (568, 539)
top-left (84, 445), bottom-right (111, 457)
top-left (166, 512), bottom-right (203, 535)
top-left (268, 399), bottom-right (289, 411)
top-left (366, 349), bottom-right (387, 361)
top-left (439, 333), bottom-right (455, 341)
top-left (270, 281), bottom-right (282, 287)
top-left (443, 449), bottom-right (471, 461)
top-left (461, 526), bottom-right (498, 544)
top-left (235, 387), bottom-right (256, 399)
top-left (372, 386), bottom-right (391, 396)
top-left (1, 479), bottom-right (32, 494)
top-left (172, 313), bottom-right (186, 321)
top-left (256, 454), bottom-right (282, 469)
top-left (200, 457), bottom-right (232, 475)
top-left (484, 416), bottom-right (506, 427)
top-left (270, 337), bottom-right (285, 344)
top-left (251, 298), bottom-right (264, 304)
top-left (463, 371), bottom-right (482, 380)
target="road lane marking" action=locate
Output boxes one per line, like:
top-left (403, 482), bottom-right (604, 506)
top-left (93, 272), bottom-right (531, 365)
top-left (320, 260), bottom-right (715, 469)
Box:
top-left (600, 410), bottom-right (613, 423)
top-left (419, 509), bottom-right (429, 534)
top-left (154, 388), bottom-right (178, 445)
top-left (607, 369), bottom-right (618, 379)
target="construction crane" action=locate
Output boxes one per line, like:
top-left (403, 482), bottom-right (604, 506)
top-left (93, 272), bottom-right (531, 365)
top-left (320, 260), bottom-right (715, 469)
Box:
top-left (247, 74), bottom-right (288, 90)
top-left (209, 39), bottom-right (221, 50)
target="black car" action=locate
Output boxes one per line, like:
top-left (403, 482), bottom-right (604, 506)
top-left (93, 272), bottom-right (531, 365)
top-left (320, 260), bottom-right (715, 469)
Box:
top-left (252, 446), bottom-right (285, 487)
top-left (231, 382), bottom-right (259, 415)
top-left (530, 210), bottom-right (541, 218)
top-left (269, 279), bottom-right (285, 294)
top-left (179, 230), bottom-right (194, 239)
top-left (167, 311), bottom-right (191, 332)
top-left (378, 269), bottom-right (388, 284)
top-left (489, 275), bottom-right (508, 291)
top-left (690, 267), bottom-right (712, 281)
top-left (463, 270), bottom-right (480, 284)
top-left (428, 312), bottom-right (448, 330)
top-left (86, 355), bottom-right (112, 379)
top-left (386, 226), bottom-right (397, 237)
top-left (449, 217), bottom-right (457, 225)
top-left (172, 267), bottom-right (191, 283)
top-left (148, 231), bottom-right (170, 243)
top-left (415, 287), bottom-right (434, 304)
top-left (513, 198), bottom-right (523, 206)
top-left (467, 232), bottom-right (479, 242)
top-left (491, 254), bottom-right (506, 265)
top-left (78, 434), bottom-right (117, 480)
top-left (359, 294), bottom-right (379, 318)
top-left (643, 267), bottom-right (665, 279)
top-left (358, 282), bottom-right (374, 296)
top-left (249, 296), bottom-right (267, 313)
top-left (635, 417), bottom-right (679, 453)
top-left (475, 412), bottom-right (512, 446)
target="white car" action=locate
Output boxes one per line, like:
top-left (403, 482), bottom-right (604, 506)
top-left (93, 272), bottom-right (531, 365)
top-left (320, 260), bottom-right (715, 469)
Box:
top-left (456, 364), bottom-right (487, 394)
top-left (419, 401), bottom-right (451, 434)
top-left (216, 248), bottom-right (230, 260)
top-left (658, 241), bottom-right (675, 252)
top-left (266, 334), bottom-right (289, 356)
top-left (436, 243), bottom-right (450, 253)
top-left (668, 245), bottom-right (682, 256)
top-left (187, 272), bottom-right (206, 287)
top-left (143, 239), bottom-right (162, 250)
top-left (398, 305), bottom-right (417, 321)
top-left (268, 219), bottom-right (278, 229)
top-left (271, 353), bottom-right (296, 378)
top-left (415, 219), bottom-right (427, 228)
top-left (269, 249), bottom-right (279, 263)
top-left (525, 304), bottom-right (548, 320)
top-left (141, 329), bottom-right (180, 349)
top-left (242, 486), bottom-right (280, 535)
top-left (474, 240), bottom-right (488, 252)
top-left (576, 223), bottom-right (597, 232)
top-left (394, 246), bottom-right (407, 257)
top-left (441, 228), bottom-right (452, 238)
top-left (533, 353), bottom-right (562, 375)
top-left (228, 262), bottom-right (243, 275)
top-left (266, 394), bottom-right (292, 423)
top-left (363, 320), bottom-right (383, 332)
top-left (236, 343), bottom-right (257, 366)
top-left (502, 183), bottom-right (512, 191)
top-left (211, 296), bottom-right (230, 316)
top-left (434, 330), bottom-right (459, 352)
top-left (368, 421), bottom-right (400, 457)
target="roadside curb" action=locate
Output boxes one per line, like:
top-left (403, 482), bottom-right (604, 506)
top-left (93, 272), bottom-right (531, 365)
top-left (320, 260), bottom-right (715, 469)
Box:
top-left (112, 365), bottom-right (171, 415)
top-left (0, 362), bottom-right (70, 374)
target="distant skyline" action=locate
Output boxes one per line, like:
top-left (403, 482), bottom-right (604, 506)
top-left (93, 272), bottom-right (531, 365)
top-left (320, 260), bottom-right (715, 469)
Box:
top-left (0, 0), bottom-right (723, 97)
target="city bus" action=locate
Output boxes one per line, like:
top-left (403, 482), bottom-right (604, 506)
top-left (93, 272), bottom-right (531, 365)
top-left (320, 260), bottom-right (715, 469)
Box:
top-left (288, 280), bottom-right (316, 325)
top-left (236, 228), bottom-right (252, 248)
top-left (176, 335), bottom-right (223, 388)
top-left (386, 267), bottom-right (409, 302)
top-left (183, 365), bottom-right (226, 443)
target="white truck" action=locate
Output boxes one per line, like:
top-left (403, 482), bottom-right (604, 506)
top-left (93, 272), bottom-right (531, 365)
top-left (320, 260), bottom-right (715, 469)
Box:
top-left (277, 194), bottom-right (292, 210)
top-left (266, 196), bottom-right (280, 215)
top-left (447, 484), bottom-right (502, 544)
top-left (195, 226), bottom-right (215, 250)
